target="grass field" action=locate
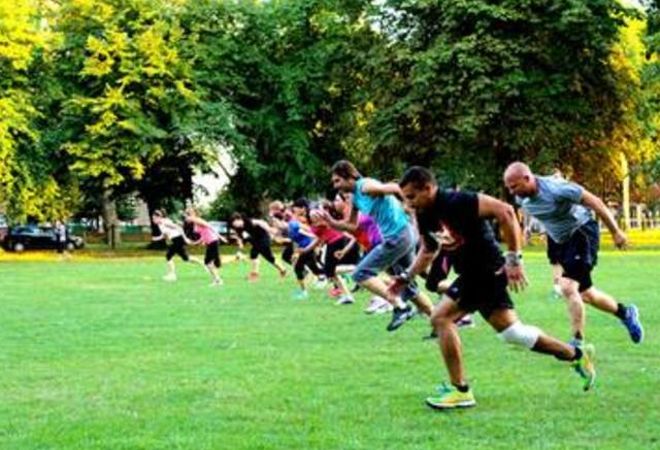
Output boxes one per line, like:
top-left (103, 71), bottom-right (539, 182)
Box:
top-left (1, 251), bottom-right (658, 450)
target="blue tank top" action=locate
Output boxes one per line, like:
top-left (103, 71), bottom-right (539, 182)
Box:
top-left (353, 178), bottom-right (409, 240)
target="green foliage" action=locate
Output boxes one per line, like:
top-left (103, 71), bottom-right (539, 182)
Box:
top-left (1, 0), bottom-right (658, 220)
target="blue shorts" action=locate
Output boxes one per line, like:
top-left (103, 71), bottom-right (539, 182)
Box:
top-left (352, 224), bottom-right (419, 302)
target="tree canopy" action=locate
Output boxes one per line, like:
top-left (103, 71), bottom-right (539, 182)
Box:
top-left (0, 0), bottom-right (658, 222)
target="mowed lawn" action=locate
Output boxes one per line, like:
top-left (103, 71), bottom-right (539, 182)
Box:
top-left (1, 251), bottom-right (658, 450)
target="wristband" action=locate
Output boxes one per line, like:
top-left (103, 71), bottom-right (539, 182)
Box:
top-left (399, 271), bottom-right (412, 283)
top-left (505, 251), bottom-right (523, 267)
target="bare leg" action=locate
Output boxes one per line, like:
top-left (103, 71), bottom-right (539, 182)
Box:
top-left (167, 260), bottom-right (176, 277)
top-left (411, 291), bottom-right (434, 317)
top-left (581, 287), bottom-right (618, 314)
top-left (359, 276), bottom-right (406, 309)
top-left (559, 277), bottom-right (586, 340)
top-left (431, 297), bottom-right (469, 386)
top-left (207, 263), bottom-right (221, 284)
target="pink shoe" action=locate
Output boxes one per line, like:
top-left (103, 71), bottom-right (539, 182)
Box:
top-left (328, 287), bottom-right (342, 297)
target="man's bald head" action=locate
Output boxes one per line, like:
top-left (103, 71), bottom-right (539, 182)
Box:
top-left (503, 161), bottom-right (537, 197)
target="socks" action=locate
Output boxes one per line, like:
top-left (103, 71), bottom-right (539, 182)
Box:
top-left (453, 383), bottom-right (470, 393)
top-left (615, 303), bottom-right (627, 320)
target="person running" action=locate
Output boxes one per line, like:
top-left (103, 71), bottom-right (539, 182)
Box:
top-left (330, 192), bottom-right (391, 314)
top-left (504, 162), bottom-right (644, 346)
top-left (269, 200), bottom-right (295, 266)
top-left (396, 166), bottom-right (595, 410)
top-left (230, 213), bottom-right (287, 281)
top-left (298, 206), bottom-right (360, 305)
top-left (151, 210), bottom-right (204, 281)
top-left (327, 160), bottom-right (434, 331)
top-left (184, 207), bottom-right (226, 286)
top-left (285, 210), bottom-right (325, 300)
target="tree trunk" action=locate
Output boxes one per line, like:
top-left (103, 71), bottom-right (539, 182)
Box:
top-left (101, 188), bottom-right (121, 246)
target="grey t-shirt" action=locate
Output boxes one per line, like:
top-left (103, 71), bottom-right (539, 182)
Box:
top-left (517, 176), bottom-right (592, 244)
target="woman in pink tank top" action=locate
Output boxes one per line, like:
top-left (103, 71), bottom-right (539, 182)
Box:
top-left (185, 207), bottom-right (227, 286)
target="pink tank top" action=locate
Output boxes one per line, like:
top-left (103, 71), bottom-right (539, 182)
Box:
top-left (194, 223), bottom-right (219, 245)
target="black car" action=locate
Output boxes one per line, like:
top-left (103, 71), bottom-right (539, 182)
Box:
top-left (2, 225), bottom-right (85, 252)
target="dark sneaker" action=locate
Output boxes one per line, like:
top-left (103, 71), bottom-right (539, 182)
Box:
top-left (622, 305), bottom-right (644, 344)
top-left (423, 329), bottom-right (438, 340)
top-left (387, 305), bottom-right (414, 332)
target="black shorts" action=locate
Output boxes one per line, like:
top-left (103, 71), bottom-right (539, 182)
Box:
top-left (205, 241), bottom-right (221, 267)
top-left (546, 236), bottom-right (561, 265)
top-left (282, 242), bottom-right (294, 265)
top-left (426, 252), bottom-right (451, 293)
top-left (324, 238), bottom-right (359, 277)
top-left (250, 238), bottom-right (276, 265)
top-left (445, 271), bottom-right (514, 319)
top-left (166, 236), bottom-right (189, 261)
top-left (556, 220), bottom-right (599, 292)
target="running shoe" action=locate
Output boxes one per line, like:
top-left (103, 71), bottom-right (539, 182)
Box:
top-left (293, 289), bottom-right (309, 300)
top-left (336, 295), bottom-right (355, 305)
top-left (426, 383), bottom-right (476, 410)
top-left (621, 304), bottom-right (644, 344)
top-left (313, 278), bottom-right (328, 289)
top-left (247, 271), bottom-right (260, 282)
top-left (386, 305), bottom-right (414, 332)
top-left (364, 296), bottom-right (389, 314)
top-left (456, 315), bottom-right (475, 329)
top-left (571, 343), bottom-right (596, 391)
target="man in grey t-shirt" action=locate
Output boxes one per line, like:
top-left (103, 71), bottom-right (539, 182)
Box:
top-left (504, 162), bottom-right (643, 346)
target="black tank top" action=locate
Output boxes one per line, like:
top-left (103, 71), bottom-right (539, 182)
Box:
top-left (243, 218), bottom-right (270, 243)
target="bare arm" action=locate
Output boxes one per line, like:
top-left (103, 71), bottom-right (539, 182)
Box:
top-left (477, 194), bottom-right (527, 291)
top-left (335, 235), bottom-right (357, 259)
top-left (324, 205), bottom-right (359, 232)
top-left (361, 178), bottom-right (403, 198)
top-left (581, 190), bottom-right (627, 248)
top-left (300, 237), bottom-right (321, 254)
top-left (406, 240), bottom-right (436, 279)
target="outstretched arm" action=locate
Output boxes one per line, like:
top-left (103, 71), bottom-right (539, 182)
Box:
top-left (581, 190), bottom-right (627, 249)
top-left (360, 178), bottom-right (403, 198)
top-left (477, 193), bottom-right (527, 292)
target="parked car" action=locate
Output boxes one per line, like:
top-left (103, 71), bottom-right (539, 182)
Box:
top-left (208, 220), bottom-right (240, 244)
top-left (2, 225), bottom-right (85, 252)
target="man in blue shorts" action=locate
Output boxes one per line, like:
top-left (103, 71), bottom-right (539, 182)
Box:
top-left (504, 162), bottom-right (643, 346)
top-left (326, 160), bottom-right (433, 332)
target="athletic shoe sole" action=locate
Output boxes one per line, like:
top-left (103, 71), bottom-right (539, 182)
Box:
top-left (425, 399), bottom-right (476, 410)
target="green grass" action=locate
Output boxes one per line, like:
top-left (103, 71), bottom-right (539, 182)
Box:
top-left (1, 252), bottom-right (658, 450)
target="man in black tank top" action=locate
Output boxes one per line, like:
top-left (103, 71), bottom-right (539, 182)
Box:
top-left (394, 167), bottom-right (596, 410)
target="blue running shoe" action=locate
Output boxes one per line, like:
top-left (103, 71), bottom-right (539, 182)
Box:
top-left (622, 305), bottom-right (644, 344)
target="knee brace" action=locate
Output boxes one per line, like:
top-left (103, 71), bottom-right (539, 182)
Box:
top-left (498, 321), bottom-right (541, 349)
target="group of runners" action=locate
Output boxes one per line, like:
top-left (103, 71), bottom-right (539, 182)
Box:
top-left (151, 160), bottom-right (644, 410)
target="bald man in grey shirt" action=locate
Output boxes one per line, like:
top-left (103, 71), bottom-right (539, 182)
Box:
top-left (504, 162), bottom-right (643, 346)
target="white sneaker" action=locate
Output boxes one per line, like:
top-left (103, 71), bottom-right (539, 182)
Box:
top-left (336, 295), bottom-right (355, 305)
top-left (210, 278), bottom-right (224, 287)
top-left (365, 296), bottom-right (389, 314)
top-left (375, 301), bottom-right (393, 314)
top-left (163, 273), bottom-right (177, 282)
top-left (313, 278), bottom-right (328, 289)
